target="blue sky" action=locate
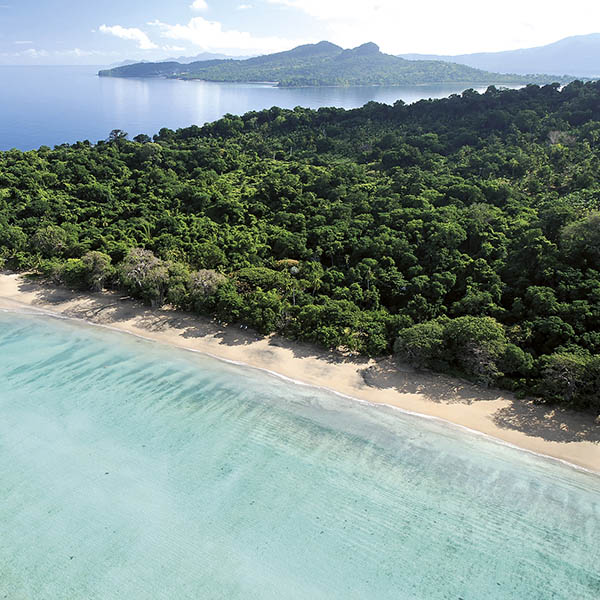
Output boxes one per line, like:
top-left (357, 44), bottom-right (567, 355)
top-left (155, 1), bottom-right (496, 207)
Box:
top-left (1, 0), bottom-right (600, 65)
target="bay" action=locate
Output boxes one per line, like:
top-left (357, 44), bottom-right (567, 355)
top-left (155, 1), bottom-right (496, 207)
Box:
top-left (0, 65), bottom-right (503, 151)
top-left (0, 311), bottom-right (598, 599)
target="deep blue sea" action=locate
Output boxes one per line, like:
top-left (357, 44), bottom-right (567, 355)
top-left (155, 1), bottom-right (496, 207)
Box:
top-left (0, 311), bottom-right (599, 599)
top-left (0, 65), bottom-right (499, 151)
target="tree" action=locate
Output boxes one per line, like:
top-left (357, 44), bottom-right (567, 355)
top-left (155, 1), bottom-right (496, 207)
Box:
top-left (81, 251), bottom-right (113, 291)
top-left (444, 316), bottom-right (508, 386)
top-left (538, 352), bottom-right (592, 407)
top-left (108, 129), bottom-right (129, 144)
top-left (119, 248), bottom-right (169, 306)
top-left (561, 212), bottom-right (600, 266)
top-left (31, 225), bottom-right (69, 258)
top-left (165, 261), bottom-right (192, 308)
top-left (189, 269), bottom-right (227, 311)
top-left (394, 320), bottom-right (446, 368)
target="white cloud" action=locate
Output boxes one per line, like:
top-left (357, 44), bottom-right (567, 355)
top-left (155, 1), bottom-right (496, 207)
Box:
top-left (149, 17), bottom-right (297, 53)
top-left (0, 46), bottom-right (120, 64)
top-left (190, 0), bottom-right (208, 10)
top-left (99, 24), bottom-right (158, 50)
top-left (22, 48), bottom-right (49, 58)
top-left (266, 0), bottom-right (600, 54)
top-left (60, 48), bottom-right (101, 57)
top-left (237, 4), bottom-right (252, 9)
top-left (14, 40), bottom-right (33, 45)
top-left (11, 47), bottom-right (107, 58)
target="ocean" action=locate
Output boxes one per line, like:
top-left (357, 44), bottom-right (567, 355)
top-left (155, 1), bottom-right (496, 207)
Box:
top-left (0, 65), bottom-right (501, 151)
top-left (0, 310), bottom-right (598, 599)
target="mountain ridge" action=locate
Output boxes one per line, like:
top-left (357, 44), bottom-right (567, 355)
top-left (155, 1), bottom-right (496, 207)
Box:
top-left (400, 33), bottom-right (600, 77)
top-left (99, 41), bottom-right (575, 87)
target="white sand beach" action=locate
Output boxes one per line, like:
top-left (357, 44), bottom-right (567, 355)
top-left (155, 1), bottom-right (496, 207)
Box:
top-left (1, 272), bottom-right (598, 473)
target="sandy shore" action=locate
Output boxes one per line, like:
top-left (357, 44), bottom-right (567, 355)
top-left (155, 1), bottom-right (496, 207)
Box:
top-left (1, 272), bottom-right (598, 473)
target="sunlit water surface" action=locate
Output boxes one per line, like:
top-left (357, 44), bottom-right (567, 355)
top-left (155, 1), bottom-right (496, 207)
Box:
top-left (0, 311), bottom-right (598, 599)
top-left (0, 66), bottom-right (508, 150)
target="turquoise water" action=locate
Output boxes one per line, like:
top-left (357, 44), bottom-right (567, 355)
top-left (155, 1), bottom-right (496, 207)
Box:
top-left (0, 311), bottom-right (598, 599)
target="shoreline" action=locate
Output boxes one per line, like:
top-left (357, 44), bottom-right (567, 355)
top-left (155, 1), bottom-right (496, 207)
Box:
top-left (107, 74), bottom-right (529, 89)
top-left (0, 272), bottom-right (598, 474)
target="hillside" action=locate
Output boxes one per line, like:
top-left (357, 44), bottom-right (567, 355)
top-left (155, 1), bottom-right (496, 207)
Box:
top-left (2, 81), bottom-right (600, 409)
top-left (401, 33), bottom-right (600, 78)
top-left (98, 41), bottom-right (572, 87)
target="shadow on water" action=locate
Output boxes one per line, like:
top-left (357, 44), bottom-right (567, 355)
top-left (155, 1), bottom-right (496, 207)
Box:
top-left (14, 277), bottom-right (600, 445)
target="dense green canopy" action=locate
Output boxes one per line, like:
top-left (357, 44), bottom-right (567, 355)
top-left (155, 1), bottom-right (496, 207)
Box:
top-left (2, 81), bottom-right (600, 410)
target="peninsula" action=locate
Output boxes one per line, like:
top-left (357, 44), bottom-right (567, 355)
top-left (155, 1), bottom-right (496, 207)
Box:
top-left (98, 41), bottom-right (575, 87)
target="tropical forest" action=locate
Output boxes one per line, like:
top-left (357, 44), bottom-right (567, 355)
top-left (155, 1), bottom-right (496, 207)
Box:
top-left (1, 81), bottom-right (600, 410)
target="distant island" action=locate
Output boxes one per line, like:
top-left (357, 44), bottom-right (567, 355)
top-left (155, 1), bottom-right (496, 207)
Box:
top-left (108, 51), bottom-right (254, 69)
top-left (400, 33), bottom-right (600, 79)
top-left (98, 41), bottom-right (575, 87)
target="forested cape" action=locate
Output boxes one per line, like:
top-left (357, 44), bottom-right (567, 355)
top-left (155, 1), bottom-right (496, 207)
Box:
top-left (1, 81), bottom-right (600, 411)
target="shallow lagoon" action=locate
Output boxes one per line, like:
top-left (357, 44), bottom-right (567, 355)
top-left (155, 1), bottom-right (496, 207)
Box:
top-left (0, 311), bottom-right (598, 599)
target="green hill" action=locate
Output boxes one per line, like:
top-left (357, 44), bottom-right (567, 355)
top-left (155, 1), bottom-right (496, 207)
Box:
top-left (99, 41), bottom-right (573, 87)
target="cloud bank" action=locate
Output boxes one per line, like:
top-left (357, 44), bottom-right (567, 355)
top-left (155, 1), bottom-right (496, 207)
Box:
top-left (149, 16), bottom-right (296, 53)
top-left (99, 24), bottom-right (158, 50)
top-left (190, 0), bottom-right (208, 11)
top-left (266, 0), bottom-right (600, 54)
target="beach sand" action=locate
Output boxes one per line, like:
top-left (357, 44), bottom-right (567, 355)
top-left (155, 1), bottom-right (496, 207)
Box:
top-left (0, 272), bottom-right (598, 473)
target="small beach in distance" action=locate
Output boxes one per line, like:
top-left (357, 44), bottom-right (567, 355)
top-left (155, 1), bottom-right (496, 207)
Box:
top-left (1, 272), bottom-right (598, 473)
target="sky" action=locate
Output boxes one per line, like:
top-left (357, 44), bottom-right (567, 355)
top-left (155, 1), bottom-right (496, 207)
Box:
top-left (1, 0), bottom-right (600, 65)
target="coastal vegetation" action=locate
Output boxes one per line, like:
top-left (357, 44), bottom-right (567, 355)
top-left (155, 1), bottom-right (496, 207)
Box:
top-left (1, 81), bottom-right (600, 410)
top-left (98, 41), bottom-right (574, 87)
